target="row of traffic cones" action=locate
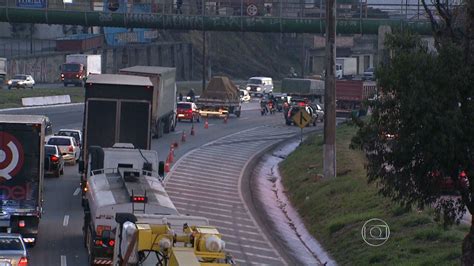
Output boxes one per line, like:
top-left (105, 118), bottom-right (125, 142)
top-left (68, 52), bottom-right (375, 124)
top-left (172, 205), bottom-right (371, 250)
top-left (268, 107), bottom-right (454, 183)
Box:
top-left (164, 117), bottom-right (229, 173)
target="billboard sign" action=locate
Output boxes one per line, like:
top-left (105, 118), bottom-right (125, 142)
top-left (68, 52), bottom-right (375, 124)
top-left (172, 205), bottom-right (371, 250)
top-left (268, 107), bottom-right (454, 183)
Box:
top-left (16, 0), bottom-right (47, 8)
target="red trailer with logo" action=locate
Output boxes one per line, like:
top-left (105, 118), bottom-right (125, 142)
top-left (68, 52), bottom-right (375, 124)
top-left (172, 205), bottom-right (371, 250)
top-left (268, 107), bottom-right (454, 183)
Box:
top-left (0, 114), bottom-right (46, 246)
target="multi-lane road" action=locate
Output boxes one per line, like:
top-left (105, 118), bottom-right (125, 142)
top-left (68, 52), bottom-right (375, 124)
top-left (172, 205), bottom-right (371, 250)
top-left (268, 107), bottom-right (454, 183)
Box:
top-left (0, 100), bottom-right (322, 265)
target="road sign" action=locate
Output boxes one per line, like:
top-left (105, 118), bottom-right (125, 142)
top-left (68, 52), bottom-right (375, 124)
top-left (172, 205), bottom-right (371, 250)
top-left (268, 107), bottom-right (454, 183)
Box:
top-left (292, 109), bottom-right (311, 129)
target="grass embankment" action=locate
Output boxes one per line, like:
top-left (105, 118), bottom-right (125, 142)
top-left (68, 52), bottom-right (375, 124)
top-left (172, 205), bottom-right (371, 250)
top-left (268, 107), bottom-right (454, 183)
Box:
top-left (0, 88), bottom-right (85, 109)
top-left (280, 123), bottom-right (468, 265)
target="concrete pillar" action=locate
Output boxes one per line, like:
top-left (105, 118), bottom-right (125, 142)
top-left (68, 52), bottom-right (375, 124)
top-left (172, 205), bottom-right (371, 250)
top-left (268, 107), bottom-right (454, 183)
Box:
top-left (377, 25), bottom-right (392, 66)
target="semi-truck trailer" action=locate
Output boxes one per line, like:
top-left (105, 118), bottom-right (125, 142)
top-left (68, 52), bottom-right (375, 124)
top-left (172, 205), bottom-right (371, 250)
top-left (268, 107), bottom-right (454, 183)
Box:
top-left (196, 76), bottom-right (241, 118)
top-left (79, 74), bottom-right (154, 206)
top-left (119, 66), bottom-right (177, 138)
top-left (0, 114), bottom-right (46, 245)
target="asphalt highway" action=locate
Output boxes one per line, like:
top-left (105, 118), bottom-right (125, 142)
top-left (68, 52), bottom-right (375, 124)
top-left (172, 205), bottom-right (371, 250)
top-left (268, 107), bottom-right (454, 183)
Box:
top-left (0, 100), bottom-right (315, 265)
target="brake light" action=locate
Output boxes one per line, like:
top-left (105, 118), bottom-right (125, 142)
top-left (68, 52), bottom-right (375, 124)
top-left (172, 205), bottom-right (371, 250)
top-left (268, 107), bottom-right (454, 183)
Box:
top-left (187, 109), bottom-right (193, 114)
top-left (131, 196), bottom-right (147, 203)
top-left (51, 155), bottom-right (59, 162)
top-left (95, 240), bottom-right (103, 246)
top-left (68, 145), bottom-right (74, 152)
top-left (18, 220), bottom-right (25, 228)
top-left (96, 225), bottom-right (111, 236)
top-left (19, 257), bottom-right (27, 266)
top-left (108, 240), bottom-right (115, 247)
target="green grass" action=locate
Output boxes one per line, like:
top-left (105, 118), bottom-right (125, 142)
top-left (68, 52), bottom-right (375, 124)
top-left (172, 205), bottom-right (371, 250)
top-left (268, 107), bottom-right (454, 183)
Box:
top-left (279, 123), bottom-right (468, 265)
top-left (0, 88), bottom-right (85, 109)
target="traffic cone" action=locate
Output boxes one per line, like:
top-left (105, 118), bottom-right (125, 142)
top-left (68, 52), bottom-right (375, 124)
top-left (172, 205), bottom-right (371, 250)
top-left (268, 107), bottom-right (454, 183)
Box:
top-left (181, 130), bottom-right (186, 142)
top-left (223, 116), bottom-right (228, 124)
top-left (164, 162), bottom-right (170, 173)
top-left (204, 118), bottom-right (209, 129)
top-left (190, 124), bottom-right (195, 136)
top-left (167, 149), bottom-right (174, 164)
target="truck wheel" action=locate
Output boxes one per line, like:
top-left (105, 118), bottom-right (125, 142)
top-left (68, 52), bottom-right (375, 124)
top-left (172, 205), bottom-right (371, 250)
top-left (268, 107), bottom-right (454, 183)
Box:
top-left (164, 118), bottom-right (171, 134)
top-left (54, 169), bottom-right (60, 178)
top-left (86, 228), bottom-right (95, 265)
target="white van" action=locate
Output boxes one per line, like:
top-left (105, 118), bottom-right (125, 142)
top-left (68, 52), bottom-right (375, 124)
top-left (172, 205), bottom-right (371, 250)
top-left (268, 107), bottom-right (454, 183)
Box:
top-left (246, 77), bottom-right (273, 97)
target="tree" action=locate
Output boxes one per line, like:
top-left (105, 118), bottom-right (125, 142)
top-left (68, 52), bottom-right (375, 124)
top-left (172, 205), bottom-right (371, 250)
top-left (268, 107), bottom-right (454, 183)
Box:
top-left (351, 1), bottom-right (474, 264)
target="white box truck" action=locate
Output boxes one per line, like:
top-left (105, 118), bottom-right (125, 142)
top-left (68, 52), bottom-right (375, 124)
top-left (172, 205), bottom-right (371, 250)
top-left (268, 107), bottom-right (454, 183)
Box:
top-left (336, 57), bottom-right (357, 79)
top-left (61, 54), bottom-right (101, 87)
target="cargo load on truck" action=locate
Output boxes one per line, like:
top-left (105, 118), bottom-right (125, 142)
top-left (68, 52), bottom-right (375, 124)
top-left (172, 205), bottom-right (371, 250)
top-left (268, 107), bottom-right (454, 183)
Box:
top-left (336, 80), bottom-right (377, 116)
top-left (196, 76), bottom-right (241, 118)
top-left (61, 54), bottom-right (101, 87)
top-left (0, 114), bottom-right (46, 245)
top-left (79, 74), bottom-right (154, 206)
top-left (119, 66), bottom-right (177, 138)
top-left (336, 57), bottom-right (357, 80)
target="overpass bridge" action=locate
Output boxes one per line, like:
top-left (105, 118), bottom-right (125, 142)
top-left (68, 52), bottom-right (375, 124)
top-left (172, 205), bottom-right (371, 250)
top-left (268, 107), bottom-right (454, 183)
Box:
top-left (0, 1), bottom-right (439, 34)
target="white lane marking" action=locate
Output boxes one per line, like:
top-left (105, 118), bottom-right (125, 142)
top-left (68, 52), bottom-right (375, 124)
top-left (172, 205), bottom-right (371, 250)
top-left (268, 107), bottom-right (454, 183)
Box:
top-left (73, 187), bottom-right (80, 196)
top-left (63, 215), bottom-right (69, 227)
top-left (61, 255), bottom-right (67, 266)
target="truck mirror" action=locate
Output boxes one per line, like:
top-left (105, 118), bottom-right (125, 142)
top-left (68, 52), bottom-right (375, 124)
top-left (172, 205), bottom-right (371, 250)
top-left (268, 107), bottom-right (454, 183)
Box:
top-left (78, 160), bottom-right (84, 173)
top-left (158, 161), bottom-right (165, 177)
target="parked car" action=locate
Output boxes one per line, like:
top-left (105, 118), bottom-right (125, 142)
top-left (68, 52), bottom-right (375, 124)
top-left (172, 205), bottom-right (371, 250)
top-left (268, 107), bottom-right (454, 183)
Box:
top-left (285, 104), bottom-right (318, 126)
top-left (177, 102), bottom-right (200, 123)
top-left (239, 89), bottom-right (251, 102)
top-left (0, 233), bottom-right (28, 266)
top-left (46, 136), bottom-right (80, 163)
top-left (44, 145), bottom-right (65, 177)
top-left (7, 74), bottom-right (35, 89)
top-left (56, 129), bottom-right (82, 148)
top-left (362, 67), bottom-right (375, 81)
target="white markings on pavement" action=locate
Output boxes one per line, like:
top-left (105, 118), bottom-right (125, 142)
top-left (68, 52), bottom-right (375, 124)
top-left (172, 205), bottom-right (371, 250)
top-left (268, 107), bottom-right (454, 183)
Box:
top-left (61, 255), bottom-right (67, 266)
top-left (63, 215), bottom-right (69, 227)
top-left (73, 187), bottom-right (80, 196)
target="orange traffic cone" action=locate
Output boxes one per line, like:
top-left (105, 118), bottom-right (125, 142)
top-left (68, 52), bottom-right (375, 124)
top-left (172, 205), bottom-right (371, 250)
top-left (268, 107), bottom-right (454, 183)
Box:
top-left (190, 124), bottom-right (195, 136)
top-left (164, 162), bottom-right (170, 173)
top-left (167, 149), bottom-right (174, 164)
top-left (181, 130), bottom-right (186, 142)
top-left (204, 118), bottom-right (209, 129)
top-left (223, 116), bottom-right (228, 124)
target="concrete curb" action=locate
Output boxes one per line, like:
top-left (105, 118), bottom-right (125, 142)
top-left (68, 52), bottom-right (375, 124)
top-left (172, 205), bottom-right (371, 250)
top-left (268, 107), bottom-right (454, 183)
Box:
top-left (22, 95), bottom-right (71, 106)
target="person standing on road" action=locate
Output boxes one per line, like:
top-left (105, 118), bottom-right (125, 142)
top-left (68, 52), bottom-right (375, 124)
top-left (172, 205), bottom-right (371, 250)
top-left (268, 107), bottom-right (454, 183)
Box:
top-left (187, 88), bottom-right (195, 102)
top-left (179, 92), bottom-right (183, 101)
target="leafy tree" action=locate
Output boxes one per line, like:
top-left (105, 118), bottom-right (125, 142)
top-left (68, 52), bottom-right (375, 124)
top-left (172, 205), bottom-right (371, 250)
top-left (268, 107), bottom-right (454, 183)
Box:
top-left (351, 1), bottom-right (474, 264)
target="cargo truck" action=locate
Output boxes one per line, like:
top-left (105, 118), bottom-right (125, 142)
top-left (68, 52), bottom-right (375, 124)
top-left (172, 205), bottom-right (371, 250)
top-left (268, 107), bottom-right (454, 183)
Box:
top-left (196, 76), bottom-right (241, 118)
top-left (0, 114), bottom-right (46, 246)
top-left (83, 144), bottom-right (172, 265)
top-left (336, 57), bottom-right (357, 80)
top-left (335, 80), bottom-right (377, 116)
top-left (281, 78), bottom-right (325, 102)
top-left (79, 74), bottom-right (154, 206)
top-left (61, 54), bottom-right (101, 87)
top-left (119, 66), bottom-right (177, 138)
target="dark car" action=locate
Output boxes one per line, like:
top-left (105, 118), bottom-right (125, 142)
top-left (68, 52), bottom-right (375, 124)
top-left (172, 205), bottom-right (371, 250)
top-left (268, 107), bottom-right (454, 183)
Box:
top-left (44, 144), bottom-right (65, 177)
top-left (0, 233), bottom-right (28, 266)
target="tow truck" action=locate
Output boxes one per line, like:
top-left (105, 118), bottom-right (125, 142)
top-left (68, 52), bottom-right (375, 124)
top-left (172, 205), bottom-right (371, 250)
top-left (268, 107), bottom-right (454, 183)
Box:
top-left (112, 213), bottom-right (235, 265)
top-left (83, 143), bottom-right (177, 265)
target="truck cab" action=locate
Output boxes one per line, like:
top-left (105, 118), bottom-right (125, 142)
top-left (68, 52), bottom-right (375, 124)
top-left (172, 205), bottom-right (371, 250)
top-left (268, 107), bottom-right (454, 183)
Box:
top-left (61, 62), bottom-right (85, 86)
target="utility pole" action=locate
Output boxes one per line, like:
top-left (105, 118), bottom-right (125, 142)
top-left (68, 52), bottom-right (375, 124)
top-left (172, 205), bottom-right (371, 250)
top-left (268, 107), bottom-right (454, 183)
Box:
top-left (323, 0), bottom-right (336, 178)
top-left (202, 30), bottom-right (206, 92)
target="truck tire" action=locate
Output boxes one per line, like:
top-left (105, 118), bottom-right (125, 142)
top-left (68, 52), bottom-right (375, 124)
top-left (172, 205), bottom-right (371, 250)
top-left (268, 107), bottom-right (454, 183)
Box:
top-left (54, 168), bottom-right (60, 178)
top-left (164, 117), bottom-right (171, 134)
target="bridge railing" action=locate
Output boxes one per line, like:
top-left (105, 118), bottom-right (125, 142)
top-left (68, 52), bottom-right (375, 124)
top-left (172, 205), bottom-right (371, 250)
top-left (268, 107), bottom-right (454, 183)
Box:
top-left (0, 0), bottom-right (461, 21)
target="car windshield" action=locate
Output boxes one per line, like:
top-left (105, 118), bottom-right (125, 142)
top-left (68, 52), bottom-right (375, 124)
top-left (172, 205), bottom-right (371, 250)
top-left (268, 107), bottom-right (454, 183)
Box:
top-left (45, 146), bottom-right (57, 154)
top-left (48, 138), bottom-right (71, 146)
top-left (248, 79), bottom-right (262, 84)
top-left (62, 64), bottom-right (80, 72)
top-left (58, 131), bottom-right (80, 143)
top-left (0, 238), bottom-right (23, 250)
top-left (13, 75), bottom-right (27, 80)
top-left (177, 103), bottom-right (191, 109)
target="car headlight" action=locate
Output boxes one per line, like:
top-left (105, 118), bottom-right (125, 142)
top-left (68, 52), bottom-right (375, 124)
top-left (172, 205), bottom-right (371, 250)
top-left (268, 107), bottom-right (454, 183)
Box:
top-left (256, 87), bottom-right (262, 91)
top-left (7, 80), bottom-right (11, 85)
top-left (246, 86), bottom-right (250, 91)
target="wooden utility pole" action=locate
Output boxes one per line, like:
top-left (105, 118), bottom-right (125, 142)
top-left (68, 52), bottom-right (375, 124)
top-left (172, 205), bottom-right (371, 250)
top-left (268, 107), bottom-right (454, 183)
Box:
top-left (323, 0), bottom-right (336, 178)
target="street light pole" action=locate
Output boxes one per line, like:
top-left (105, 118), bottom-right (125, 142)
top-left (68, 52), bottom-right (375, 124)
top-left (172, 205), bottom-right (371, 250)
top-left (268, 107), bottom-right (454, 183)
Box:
top-left (323, 0), bottom-right (336, 178)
